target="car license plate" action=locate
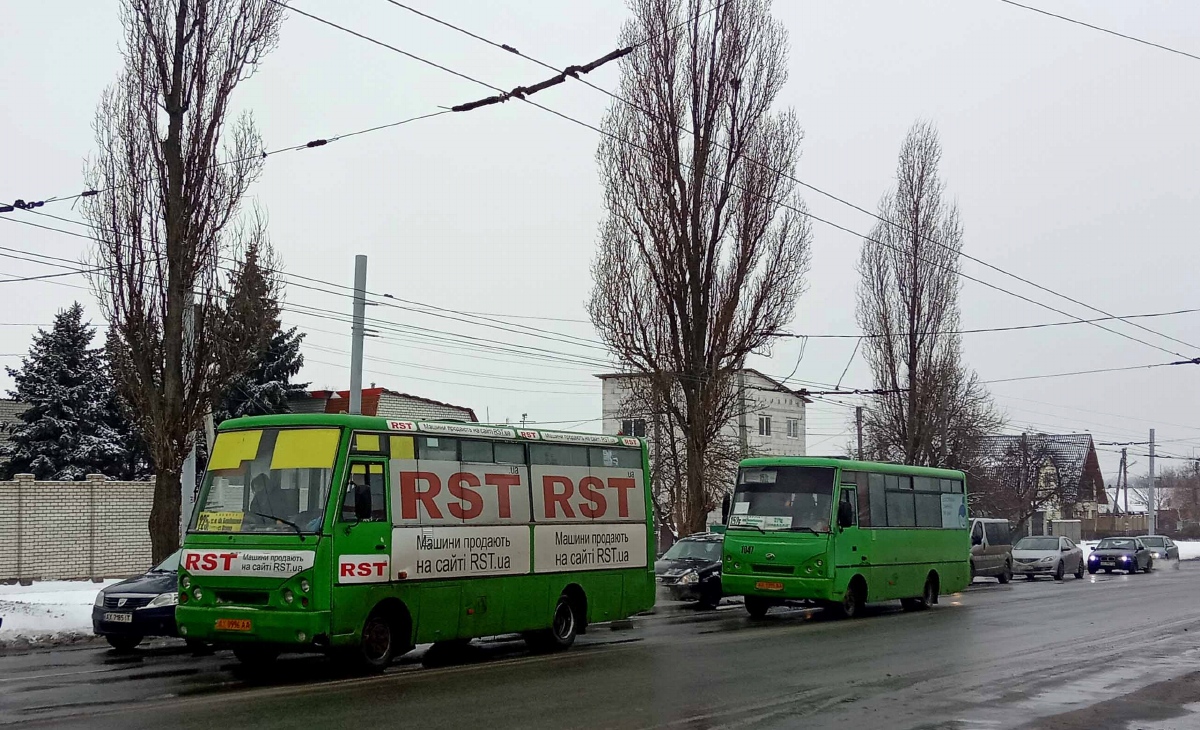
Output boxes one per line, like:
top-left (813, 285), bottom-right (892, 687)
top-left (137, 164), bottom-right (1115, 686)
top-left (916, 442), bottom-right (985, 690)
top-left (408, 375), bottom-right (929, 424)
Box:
top-left (103, 612), bottom-right (133, 624)
top-left (755, 581), bottom-right (784, 591)
top-left (215, 618), bottom-right (252, 632)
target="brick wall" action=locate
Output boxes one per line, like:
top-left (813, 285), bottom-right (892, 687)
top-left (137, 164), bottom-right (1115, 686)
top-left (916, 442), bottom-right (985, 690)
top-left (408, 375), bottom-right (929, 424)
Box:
top-left (0, 474), bottom-right (155, 582)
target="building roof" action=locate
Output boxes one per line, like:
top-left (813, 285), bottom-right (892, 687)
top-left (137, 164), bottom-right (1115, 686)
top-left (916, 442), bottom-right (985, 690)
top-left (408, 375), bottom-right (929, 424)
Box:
top-left (0, 399), bottom-right (26, 424)
top-left (977, 433), bottom-right (1107, 505)
top-left (594, 368), bottom-right (812, 403)
top-left (293, 388), bottom-right (478, 423)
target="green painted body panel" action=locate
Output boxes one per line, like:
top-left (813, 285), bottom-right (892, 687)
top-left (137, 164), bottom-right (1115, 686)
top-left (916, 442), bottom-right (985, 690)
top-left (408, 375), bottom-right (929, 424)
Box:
top-left (722, 457), bottom-right (970, 605)
top-left (177, 414), bottom-right (656, 651)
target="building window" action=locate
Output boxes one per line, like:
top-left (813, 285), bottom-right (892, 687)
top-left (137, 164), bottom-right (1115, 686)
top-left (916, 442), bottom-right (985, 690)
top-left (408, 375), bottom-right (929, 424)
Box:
top-left (786, 417), bottom-right (800, 439)
top-left (620, 419), bottom-right (646, 438)
top-left (758, 415), bottom-right (771, 437)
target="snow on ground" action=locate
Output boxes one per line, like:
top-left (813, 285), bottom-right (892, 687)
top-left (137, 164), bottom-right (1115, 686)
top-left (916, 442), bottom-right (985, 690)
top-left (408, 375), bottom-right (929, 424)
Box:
top-left (0, 579), bottom-right (118, 646)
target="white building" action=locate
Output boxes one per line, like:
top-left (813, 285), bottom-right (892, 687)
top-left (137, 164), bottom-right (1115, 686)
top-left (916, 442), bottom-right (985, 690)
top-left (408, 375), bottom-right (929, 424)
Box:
top-left (597, 369), bottom-right (809, 456)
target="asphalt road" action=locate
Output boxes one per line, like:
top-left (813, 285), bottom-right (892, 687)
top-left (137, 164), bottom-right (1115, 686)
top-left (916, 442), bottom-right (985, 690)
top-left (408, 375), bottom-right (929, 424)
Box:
top-left (2, 561), bottom-right (1199, 729)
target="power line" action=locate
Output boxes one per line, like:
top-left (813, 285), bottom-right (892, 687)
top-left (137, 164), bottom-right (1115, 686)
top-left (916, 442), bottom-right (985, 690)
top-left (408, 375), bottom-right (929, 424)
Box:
top-left (376, 0), bottom-right (1200, 359)
top-left (994, 0), bottom-right (1200, 64)
top-left (984, 359), bottom-right (1200, 385)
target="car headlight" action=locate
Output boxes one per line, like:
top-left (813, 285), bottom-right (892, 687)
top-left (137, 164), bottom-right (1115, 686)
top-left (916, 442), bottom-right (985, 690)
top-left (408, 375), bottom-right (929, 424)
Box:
top-left (142, 592), bottom-right (178, 609)
top-left (679, 570), bottom-right (699, 585)
top-left (1040, 556), bottom-right (1056, 563)
top-left (1153, 552), bottom-right (1163, 559)
top-left (94, 591), bottom-right (105, 608)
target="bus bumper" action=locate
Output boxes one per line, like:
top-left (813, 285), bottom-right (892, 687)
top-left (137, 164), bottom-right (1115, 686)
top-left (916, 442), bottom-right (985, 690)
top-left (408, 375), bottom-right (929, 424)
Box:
top-left (176, 605), bottom-right (332, 647)
top-left (721, 574), bottom-right (836, 602)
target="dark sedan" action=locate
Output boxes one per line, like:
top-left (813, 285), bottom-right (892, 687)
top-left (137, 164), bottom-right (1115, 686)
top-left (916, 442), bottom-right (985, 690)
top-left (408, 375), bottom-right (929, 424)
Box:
top-left (1138, 535), bottom-right (1180, 561)
top-left (1087, 537), bottom-right (1153, 575)
top-left (655, 533), bottom-right (723, 608)
top-left (92, 551), bottom-right (181, 651)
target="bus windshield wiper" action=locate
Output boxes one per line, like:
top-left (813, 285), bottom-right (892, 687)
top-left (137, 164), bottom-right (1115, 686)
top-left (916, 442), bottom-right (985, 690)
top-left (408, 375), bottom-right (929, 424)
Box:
top-left (250, 511), bottom-right (306, 541)
top-left (728, 523), bottom-right (766, 534)
top-left (784, 526), bottom-right (822, 535)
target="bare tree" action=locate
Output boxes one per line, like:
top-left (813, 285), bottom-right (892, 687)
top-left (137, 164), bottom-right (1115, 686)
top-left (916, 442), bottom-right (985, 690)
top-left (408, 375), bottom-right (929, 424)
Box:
top-left (971, 435), bottom-right (1064, 534)
top-left (614, 377), bottom-right (744, 544)
top-left (589, 0), bottom-right (812, 535)
top-left (83, 0), bottom-right (284, 561)
top-left (856, 122), bottom-right (1001, 467)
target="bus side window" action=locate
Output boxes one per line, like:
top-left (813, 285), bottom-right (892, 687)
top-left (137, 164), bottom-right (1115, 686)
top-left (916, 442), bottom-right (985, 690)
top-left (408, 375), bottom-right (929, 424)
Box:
top-left (341, 463), bottom-right (387, 522)
top-left (856, 473), bottom-right (872, 528)
top-left (868, 473), bottom-right (887, 527)
top-left (838, 489), bottom-right (857, 528)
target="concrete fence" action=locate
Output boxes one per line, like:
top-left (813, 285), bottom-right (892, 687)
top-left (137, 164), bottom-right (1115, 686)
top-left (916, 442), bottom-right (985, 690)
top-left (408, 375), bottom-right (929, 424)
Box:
top-left (0, 474), bottom-right (154, 583)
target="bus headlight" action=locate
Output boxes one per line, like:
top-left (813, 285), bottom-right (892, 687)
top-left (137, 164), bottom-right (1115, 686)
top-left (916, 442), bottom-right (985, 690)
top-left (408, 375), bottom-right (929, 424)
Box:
top-left (283, 589), bottom-right (295, 604)
top-left (193, 587), bottom-right (204, 601)
top-left (299, 579), bottom-right (311, 593)
top-left (182, 576), bottom-right (191, 589)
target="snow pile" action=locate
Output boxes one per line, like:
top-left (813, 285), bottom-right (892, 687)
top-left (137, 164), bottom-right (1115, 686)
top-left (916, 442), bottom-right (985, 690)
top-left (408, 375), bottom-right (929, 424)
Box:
top-left (0, 579), bottom-right (118, 647)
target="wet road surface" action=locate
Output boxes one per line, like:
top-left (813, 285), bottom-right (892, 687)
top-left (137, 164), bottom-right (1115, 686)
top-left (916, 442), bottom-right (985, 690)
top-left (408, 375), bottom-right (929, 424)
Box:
top-left (2, 561), bottom-right (1199, 729)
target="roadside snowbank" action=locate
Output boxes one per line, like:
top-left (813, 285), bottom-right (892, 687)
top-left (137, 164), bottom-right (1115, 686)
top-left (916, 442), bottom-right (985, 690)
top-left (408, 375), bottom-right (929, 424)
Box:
top-left (0, 579), bottom-right (118, 647)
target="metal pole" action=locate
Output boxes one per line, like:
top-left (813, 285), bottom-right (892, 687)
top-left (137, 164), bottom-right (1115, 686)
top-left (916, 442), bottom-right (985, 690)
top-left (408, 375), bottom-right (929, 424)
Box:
top-left (737, 369), bottom-right (748, 458)
top-left (1148, 428), bottom-right (1156, 534)
top-left (1120, 448), bottom-right (1128, 515)
top-left (855, 406), bottom-right (864, 461)
top-left (349, 255), bottom-right (368, 415)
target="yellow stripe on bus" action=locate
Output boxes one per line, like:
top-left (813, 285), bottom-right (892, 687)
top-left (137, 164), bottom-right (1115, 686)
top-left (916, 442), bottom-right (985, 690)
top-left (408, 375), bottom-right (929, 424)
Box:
top-left (208, 430), bottom-right (263, 471)
top-left (270, 428), bottom-right (340, 470)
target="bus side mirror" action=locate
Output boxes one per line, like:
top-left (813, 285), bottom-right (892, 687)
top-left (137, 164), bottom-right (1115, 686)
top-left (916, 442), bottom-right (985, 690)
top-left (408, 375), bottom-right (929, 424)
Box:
top-left (721, 494), bottom-right (732, 524)
top-left (837, 502), bottom-right (854, 529)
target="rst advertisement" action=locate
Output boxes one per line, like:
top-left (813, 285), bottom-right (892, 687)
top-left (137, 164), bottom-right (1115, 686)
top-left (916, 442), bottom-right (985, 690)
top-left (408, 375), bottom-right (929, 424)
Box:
top-left (392, 525), bottom-right (530, 580)
top-left (533, 524), bottom-right (648, 573)
top-left (182, 549), bottom-right (314, 578)
top-left (390, 459), bottom-right (646, 526)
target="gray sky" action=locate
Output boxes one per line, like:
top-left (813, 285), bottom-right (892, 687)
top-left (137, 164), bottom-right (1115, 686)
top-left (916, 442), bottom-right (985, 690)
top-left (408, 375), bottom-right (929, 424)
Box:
top-left (2, 0), bottom-right (1198, 488)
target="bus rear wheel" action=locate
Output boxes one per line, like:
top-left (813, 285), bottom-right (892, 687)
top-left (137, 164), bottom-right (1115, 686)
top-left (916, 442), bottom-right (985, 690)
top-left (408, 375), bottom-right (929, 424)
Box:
top-left (526, 593), bottom-right (579, 652)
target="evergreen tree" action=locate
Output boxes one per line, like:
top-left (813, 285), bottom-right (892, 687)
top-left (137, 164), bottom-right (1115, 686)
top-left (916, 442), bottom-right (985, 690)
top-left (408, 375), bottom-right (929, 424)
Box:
top-left (2, 303), bottom-right (127, 480)
top-left (215, 241), bottom-right (307, 423)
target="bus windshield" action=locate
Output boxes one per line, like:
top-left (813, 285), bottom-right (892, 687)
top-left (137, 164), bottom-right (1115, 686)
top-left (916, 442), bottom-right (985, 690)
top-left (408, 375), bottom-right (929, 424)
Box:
top-left (190, 427), bottom-right (341, 535)
top-left (729, 466), bottom-right (835, 532)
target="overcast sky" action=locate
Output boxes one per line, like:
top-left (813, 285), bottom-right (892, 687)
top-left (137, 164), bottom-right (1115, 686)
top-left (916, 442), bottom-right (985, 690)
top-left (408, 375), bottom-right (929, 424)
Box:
top-left (2, 0), bottom-right (1198, 488)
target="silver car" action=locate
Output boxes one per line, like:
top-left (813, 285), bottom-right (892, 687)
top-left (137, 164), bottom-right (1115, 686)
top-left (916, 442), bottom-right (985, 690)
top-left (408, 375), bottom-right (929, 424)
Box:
top-left (1011, 535), bottom-right (1085, 580)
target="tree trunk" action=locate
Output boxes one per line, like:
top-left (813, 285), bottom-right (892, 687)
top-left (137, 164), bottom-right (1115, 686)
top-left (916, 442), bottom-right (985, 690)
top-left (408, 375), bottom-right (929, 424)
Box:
top-left (684, 431), bottom-right (709, 535)
top-left (149, 467), bottom-right (183, 563)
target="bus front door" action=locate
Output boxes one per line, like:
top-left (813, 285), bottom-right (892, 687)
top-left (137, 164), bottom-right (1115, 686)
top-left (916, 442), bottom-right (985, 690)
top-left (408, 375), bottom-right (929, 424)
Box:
top-left (331, 460), bottom-right (392, 634)
top-left (834, 487), bottom-right (868, 586)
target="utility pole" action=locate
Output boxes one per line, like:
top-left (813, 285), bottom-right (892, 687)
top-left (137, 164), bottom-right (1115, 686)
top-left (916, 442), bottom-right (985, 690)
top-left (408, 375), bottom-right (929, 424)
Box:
top-left (348, 255), bottom-right (368, 415)
top-left (737, 369), bottom-right (748, 458)
top-left (939, 408), bottom-right (950, 466)
top-left (855, 406), bottom-right (864, 461)
top-left (1148, 428), bottom-right (1156, 534)
top-left (1119, 448), bottom-right (1128, 515)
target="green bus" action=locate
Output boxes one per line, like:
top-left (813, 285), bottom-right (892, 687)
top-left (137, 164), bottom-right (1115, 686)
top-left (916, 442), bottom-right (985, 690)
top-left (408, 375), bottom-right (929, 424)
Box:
top-left (175, 413), bottom-right (655, 668)
top-left (721, 457), bottom-right (970, 619)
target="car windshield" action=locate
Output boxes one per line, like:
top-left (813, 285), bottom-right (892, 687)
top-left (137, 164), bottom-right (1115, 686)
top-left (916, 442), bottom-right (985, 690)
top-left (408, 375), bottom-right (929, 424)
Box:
top-left (190, 427), bottom-right (340, 535)
top-left (663, 540), bottom-right (721, 561)
top-left (1140, 537), bottom-right (1166, 547)
top-left (729, 466), bottom-right (835, 532)
top-left (1015, 537), bottom-right (1060, 551)
top-left (152, 550), bottom-right (181, 572)
top-left (1097, 538), bottom-right (1137, 550)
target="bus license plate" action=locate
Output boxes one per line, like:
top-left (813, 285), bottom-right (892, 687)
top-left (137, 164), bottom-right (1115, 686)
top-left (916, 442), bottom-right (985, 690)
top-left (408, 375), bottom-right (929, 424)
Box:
top-left (103, 612), bottom-right (133, 623)
top-left (755, 581), bottom-right (784, 591)
top-left (215, 618), bottom-right (252, 632)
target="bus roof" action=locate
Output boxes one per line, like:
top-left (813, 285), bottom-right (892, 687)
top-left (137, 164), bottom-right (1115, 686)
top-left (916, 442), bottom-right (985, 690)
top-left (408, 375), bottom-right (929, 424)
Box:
top-left (739, 455), bottom-right (966, 479)
top-left (218, 412), bottom-right (646, 448)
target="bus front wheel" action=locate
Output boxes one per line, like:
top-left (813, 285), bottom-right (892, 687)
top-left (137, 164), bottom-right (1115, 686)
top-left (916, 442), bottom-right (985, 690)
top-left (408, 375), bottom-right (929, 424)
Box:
top-left (828, 581), bottom-right (864, 619)
top-left (357, 608), bottom-right (398, 671)
top-left (744, 596), bottom-right (772, 619)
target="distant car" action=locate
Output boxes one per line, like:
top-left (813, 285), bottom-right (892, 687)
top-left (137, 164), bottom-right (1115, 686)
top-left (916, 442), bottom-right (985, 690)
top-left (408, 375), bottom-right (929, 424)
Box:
top-left (92, 550), bottom-right (181, 651)
top-left (1011, 535), bottom-right (1085, 580)
top-left (1087, 537), bottom-right (1153, 575)
top-left (969, 518), bottom-right (1013, 583)
top-left (1137, 535), bottom-right (1180, 561)
top-left (655, 533), bottom-right (723, 608)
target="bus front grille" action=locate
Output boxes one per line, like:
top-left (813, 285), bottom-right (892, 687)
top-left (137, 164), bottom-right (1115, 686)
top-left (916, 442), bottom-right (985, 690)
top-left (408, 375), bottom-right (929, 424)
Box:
top-left (751, 564), bottom-right (795, 575)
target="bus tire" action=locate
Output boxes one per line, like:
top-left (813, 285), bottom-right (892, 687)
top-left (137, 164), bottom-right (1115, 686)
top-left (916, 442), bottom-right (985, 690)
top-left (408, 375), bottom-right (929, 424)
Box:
top-left (744, 596), bottom-right (771, 619)
top-left (357, 607), bottom-right (399, 672)
top-left (829, 578), bottom-right (865, 619)
top-left (233, 645), bottom-right (279, 667)
top-left (526, 592), bottom-right (580, 652)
